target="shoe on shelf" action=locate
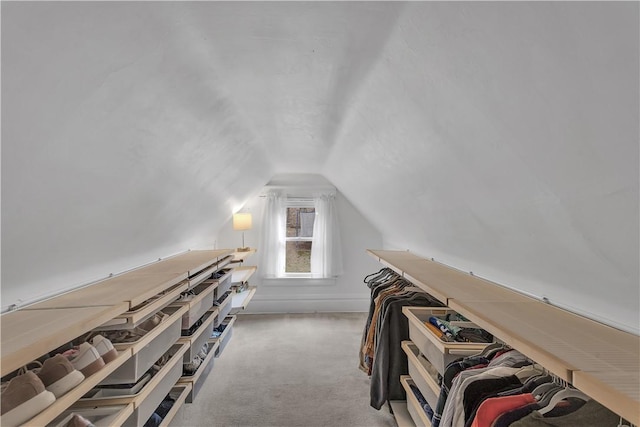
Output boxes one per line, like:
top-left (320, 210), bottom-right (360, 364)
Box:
top-left (66, 413), bottom-right (96, 427)
top-left (178, 290), bottom-right (196, 302)
top-left (102, 328), bottom-right (144, 344)
top-left (63, 343), bottom-right (105, 377)
top-left (35, 354), bottom-right (85, 398)
top-left (136, 311), bottom-right (167, 334)
top-left (0, 371), bottom-right (56, 426)
top-left (197, 342), bottom-right (209, 360)
top-left (90, 335), bottom-right (118, 364)
top-left (183, 356), bottom-right (202, 376)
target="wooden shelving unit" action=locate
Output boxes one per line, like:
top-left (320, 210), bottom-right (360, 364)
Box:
top-left (0, 249), bottom-right (234, 427)
top-left (367, 249), bottom-right (640, 425)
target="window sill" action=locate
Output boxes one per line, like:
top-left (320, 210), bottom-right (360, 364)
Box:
top-left (262, 277), bottom-right (337, 286)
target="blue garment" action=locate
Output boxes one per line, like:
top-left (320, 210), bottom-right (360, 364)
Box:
top-left (410, 384), bottom-right (434, 421)
top-left (143, 413), bottom-right (162, 427)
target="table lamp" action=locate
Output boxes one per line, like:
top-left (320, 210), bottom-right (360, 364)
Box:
top-left (233, 213), bottom-right (252, 252)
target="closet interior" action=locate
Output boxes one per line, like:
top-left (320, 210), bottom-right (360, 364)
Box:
top-left (363, 249), bottom-right (639, 427)
top-left (0, 249), bottom-right (257, 427)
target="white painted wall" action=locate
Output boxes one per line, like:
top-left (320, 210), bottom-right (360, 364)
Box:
top-left (2, 2), bottom-right (637, 334)
top-left (324, 2), bottom-right (639, 332)
top-left (216, 174), bottom-right (383, 313)
top-left (1, 2), bottom-right (274, 309)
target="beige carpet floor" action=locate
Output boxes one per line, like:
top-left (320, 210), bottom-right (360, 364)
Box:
top-left (170, 312), bottom-right (397, 427)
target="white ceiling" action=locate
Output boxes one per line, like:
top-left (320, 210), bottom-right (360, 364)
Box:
top-left (2, 2), bottom-right (638, 331)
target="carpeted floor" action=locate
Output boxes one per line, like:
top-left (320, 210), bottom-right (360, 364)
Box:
top-left (170, 313), bottom-right (397, 427)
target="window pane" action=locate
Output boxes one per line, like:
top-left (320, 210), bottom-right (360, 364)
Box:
top-left (286, 207), bottom-right (315, 238)
top-left (286, 241), bottom-right (312, 273)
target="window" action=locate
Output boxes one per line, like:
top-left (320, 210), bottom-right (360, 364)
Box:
top-left (285, 206), bottom-right (315, 273)
top-left (260, 189), bottom-right (343, 280)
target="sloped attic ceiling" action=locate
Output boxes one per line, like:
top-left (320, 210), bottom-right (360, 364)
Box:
top-left (2, 2), bottom-right (638, 332)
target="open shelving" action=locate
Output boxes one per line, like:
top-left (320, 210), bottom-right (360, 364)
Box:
top-left (367, 249), bottom-right (640, 425)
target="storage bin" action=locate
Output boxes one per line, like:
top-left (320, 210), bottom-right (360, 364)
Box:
top-left (98, 305), bottom-right (186, 385)
top-left (214, 269), bottom-right (233, 296)
top-left (50, 403), bottom-right (135, 427)
top-left (402, 341), bottom-right (440, 410)
top-left (403, 307), bottom-right (491, 375)
top-left (215, 326), bottom-right (233, 357)
top-left (78, 343), bottom-right (188, 427)
top-left (215, 292), bottom-right (233, 325)
top-left (179, 340), bottom-right (219, 403)
top-left (154, 384), bottom-right (192, 427)
top-left (170, 282), bottom-right (216, 330)
top-left (180, 309), bottom-right (217, 363)
top-left (95, 281), bottom-right (188, 331)
top-left (400, 375), bottom-right (431, 427)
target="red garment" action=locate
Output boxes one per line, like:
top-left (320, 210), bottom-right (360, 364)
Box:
top-left (471, 393), bottom-right (536, 427)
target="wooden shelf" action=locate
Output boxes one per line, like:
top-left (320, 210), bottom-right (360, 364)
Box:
top-left (367, 249), bottom-right (529, 305)
top-left (16, 348), bottom-right (133, 427)
top-left (25, 273), bottom-right (187, 311)
top-left (140, 250), bottom-right (233, 277)
top-left (1, 249), bottom-right (236, 426)
top-left (231, 265), bottom-right (257, 284)
top-left (230, 249), bottom-right (257, 263)
top-left (231, 287), bottom-right (257, 310)
top-left (1, 304), bottom-right (129, 377)
top-left (572, 370), bottom-right (640, 425)
top-left (369, 249), bottom-right (640, 425)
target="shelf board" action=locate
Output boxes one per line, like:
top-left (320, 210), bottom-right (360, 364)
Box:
top-left (1, 304), bottom-right (129, 377)
top-left (231, 287), bottom-right (257, 310)
top-left (231, 249), bottom-right (257, 263)
top-left (16, 348), bottom-right (132, 427)
top-left (367, 249), bottom-right (527, 305)
top-left (140, 249), bottom-right (233, 277)
top-left (572, 370), bottom-right (639, 426)
top-left (232, 265), bottom-right (257, 284)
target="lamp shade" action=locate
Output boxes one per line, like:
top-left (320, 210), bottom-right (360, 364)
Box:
top-left (233, 213), bottom-right (252, 231)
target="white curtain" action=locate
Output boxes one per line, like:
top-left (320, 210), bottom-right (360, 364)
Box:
top-left (260, 192), bottom-right (285, 278)
top-left (310, 193), bottom-right (344, 277)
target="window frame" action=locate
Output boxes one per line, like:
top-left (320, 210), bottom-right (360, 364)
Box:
top-left (283, 199), bottom-right (315, 277)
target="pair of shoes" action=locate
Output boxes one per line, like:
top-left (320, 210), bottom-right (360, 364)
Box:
top-left (20, 355), bottom-right (85, 399)
top-left (151, 353), bottom-right (170, 373)
top-left (136, 312), bottom-right (167, 335)
top-left (89, 335), bottom-right (118, 364)
top-left (183, 356), bottom-right (202, 376)
top-left (63, 342), bottom-right (105, 377)
top-left (181, 318), bottom-right (203, 336)
top-left (197, 342), bottom-right (209, 360)
top-left (102, 328), bottom-right (144, 344)
top-left (0, 371), bottom-right (56, 426)
top-left (177, 290), bottom-right (196, 302)
top-left (66, 413), bottom-right (96, 427)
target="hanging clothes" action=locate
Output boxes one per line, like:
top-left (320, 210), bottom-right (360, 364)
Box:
top-left (358, 268), bottom-right (444, 410)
